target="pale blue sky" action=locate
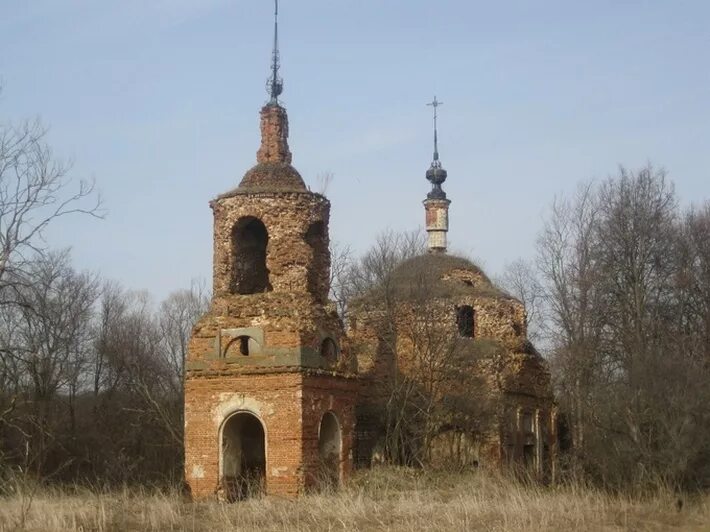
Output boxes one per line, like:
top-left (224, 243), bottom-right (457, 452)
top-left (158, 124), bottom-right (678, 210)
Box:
top-left (1, 1), bottom-right (708, 298)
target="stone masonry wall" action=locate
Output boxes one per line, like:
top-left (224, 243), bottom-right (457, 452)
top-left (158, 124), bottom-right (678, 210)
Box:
top-left (349, 262), bottom-right (556, 474)
top-left (257, 104), bottom-right (292, 164)
top-left (186, 294), bottom-right (354, 374)
top-left (211, 193), bottom-right (331, 302)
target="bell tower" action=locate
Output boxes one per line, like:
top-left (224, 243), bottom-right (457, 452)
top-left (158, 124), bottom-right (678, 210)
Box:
top-left (184, 1), bottom-right (357, 500)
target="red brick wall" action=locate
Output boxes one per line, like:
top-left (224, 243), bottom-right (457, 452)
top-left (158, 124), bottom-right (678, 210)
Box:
top-left (185, 371), bottom-right (357, 499)
top-left (301, 375), bottom-right (358, 488)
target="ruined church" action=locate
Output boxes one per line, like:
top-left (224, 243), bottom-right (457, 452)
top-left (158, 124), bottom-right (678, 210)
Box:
top-left (349, 100), bottom-right (557, 476)
top-left (184, 3), bottom-right (556, 500)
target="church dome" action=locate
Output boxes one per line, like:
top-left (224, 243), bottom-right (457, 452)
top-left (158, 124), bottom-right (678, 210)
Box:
top-left (356, 253), bottom-right (513, 305)
top-left (386, 254), bottom-right (511, 300)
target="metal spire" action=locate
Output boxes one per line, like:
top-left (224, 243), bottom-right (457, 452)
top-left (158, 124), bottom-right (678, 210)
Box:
top-left (427, 97), bottom-right (443, 165)
top-left (266, 0), bottom-right (283, 104)
top-left (425, 96), bottom-right (447, 199)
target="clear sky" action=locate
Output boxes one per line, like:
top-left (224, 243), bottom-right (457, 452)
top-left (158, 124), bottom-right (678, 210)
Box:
top-left (1, 1), bottom-right (708, 299)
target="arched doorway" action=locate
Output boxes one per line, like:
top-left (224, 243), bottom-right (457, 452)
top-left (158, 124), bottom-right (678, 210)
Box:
top-left (318, 412), bottom-right (342, 489)
top-left (221, 412), bottom-right (266, 501)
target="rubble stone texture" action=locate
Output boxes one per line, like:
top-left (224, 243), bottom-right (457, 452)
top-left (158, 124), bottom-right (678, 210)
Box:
top-left (184, 104), bottom-right (357, 500)
top-left (350, 254), bottom-right (557, 478)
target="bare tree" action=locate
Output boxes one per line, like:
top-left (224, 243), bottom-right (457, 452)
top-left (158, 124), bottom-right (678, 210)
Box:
top-left (0, 93), bottom-right (101, 472)
top-left (315, 171), bottom-right (334, 195)
top-left (347, 230), bottom-right (494, 467)
top-left (345, 229), bottom-right (425, 299)
top-left (498, 259), bottom-right (544, 343)
top-left (158, 279), bottom-right (210, 390)
top-left (0, 256), bottom-right (209, 485)
top-left (0, 112), bottom-right (102, 297)
top-left (81, 282), bottom-right (204, 484)
top-left (0, 251), bottom-right (99, 476)
top-left (677, 202), bottom-right (710, 363)
top-left (535, 181), bottom-right (604, 471)
top-left (328, 240), bottom-right (353, 318)
top-left (380, 274), bottom-right (494, 467)
top-left (532, 165), bottom-right (710, 489)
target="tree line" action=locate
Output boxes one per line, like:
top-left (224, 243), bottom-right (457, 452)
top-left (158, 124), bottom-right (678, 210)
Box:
top-left (332, 232), bottom-right (501, 470)
top-left (1, 97), bottom-right (708, 491)
top-left (0, 254), bottom-right (209, 485)
top-left (501, 165), bottom-right (710, 490)
top-left (0, 107), bottom-right (208, 486)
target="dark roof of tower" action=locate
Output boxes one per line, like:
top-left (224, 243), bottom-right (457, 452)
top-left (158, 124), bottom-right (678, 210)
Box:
top-left (217, 103), bottom-right (310, 198)
top-left (227, 161), bottom-right (307, 195)
top-left (217, 162), bottom-right (307, 198)
top-left (216, 3), bottom-right (308, 199)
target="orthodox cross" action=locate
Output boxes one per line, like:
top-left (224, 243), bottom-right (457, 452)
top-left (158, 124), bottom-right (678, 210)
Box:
top-left (427, 97), bottom-right (443, 163)
top-left (267, 0), bottom-right (283, 103)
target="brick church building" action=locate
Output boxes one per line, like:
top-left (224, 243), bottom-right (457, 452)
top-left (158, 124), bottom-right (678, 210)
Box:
top-left (350, 99), bottom-right (557, 477)
top-left (183, 2), bottom-right (357, 498)
top-left (184, 3), bottom-right (555, 500)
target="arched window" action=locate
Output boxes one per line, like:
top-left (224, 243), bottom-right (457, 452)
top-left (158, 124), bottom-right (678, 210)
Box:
top-left (321, 337), bottom-right (338, 362)
top-left (456, 305), bottom-right (475, 338)
top-left (304, 221), bottom-right (327, 301)
top-left (231, 216), bottom-right (271, 295)
top-left (224, 335), bottom-right (260, 357)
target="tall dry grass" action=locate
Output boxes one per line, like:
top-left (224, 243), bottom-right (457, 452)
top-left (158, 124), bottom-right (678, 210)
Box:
top-left (0, 467), bottom-right (708, 531)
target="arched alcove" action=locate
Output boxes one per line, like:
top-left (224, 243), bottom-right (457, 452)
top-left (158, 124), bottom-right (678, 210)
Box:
top-left (320, 337), bottom-right (338, 363)
top-left (317, 412), bottom-right (342, 489)
top-left (220, 412), bottom-right (266, 501)
top-left (231, 217), bottom-right (272, 295)
top-left (304, 220), bottom-right (327, 301)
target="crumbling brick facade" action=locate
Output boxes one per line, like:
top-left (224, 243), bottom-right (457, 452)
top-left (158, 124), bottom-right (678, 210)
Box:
top-left (184, 94), bottom-right (556, 499)
top-left (184, 103), bottom-right (357, 500)
top-left (350, 254), bottom-right (557, 478)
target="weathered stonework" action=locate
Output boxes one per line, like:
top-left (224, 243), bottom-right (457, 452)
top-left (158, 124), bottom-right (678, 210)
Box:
top-left (184, 103), bottom-right (357, 500)
top-left (256, 104), bottom-right (292, 165)
top-left (184, 94), bottom-right (556, 498)
top-left (184, 373), bottom-right (356, 498)
top-left (350, 254), bottom-right (557, 478)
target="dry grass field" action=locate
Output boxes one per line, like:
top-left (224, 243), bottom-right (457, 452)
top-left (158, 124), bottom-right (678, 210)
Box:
top-left (1, 468), bottom-right (708, 531)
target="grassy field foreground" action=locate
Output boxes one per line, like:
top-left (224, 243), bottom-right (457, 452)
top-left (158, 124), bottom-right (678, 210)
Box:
top-left (1, 468), bottom-right (708, 531)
